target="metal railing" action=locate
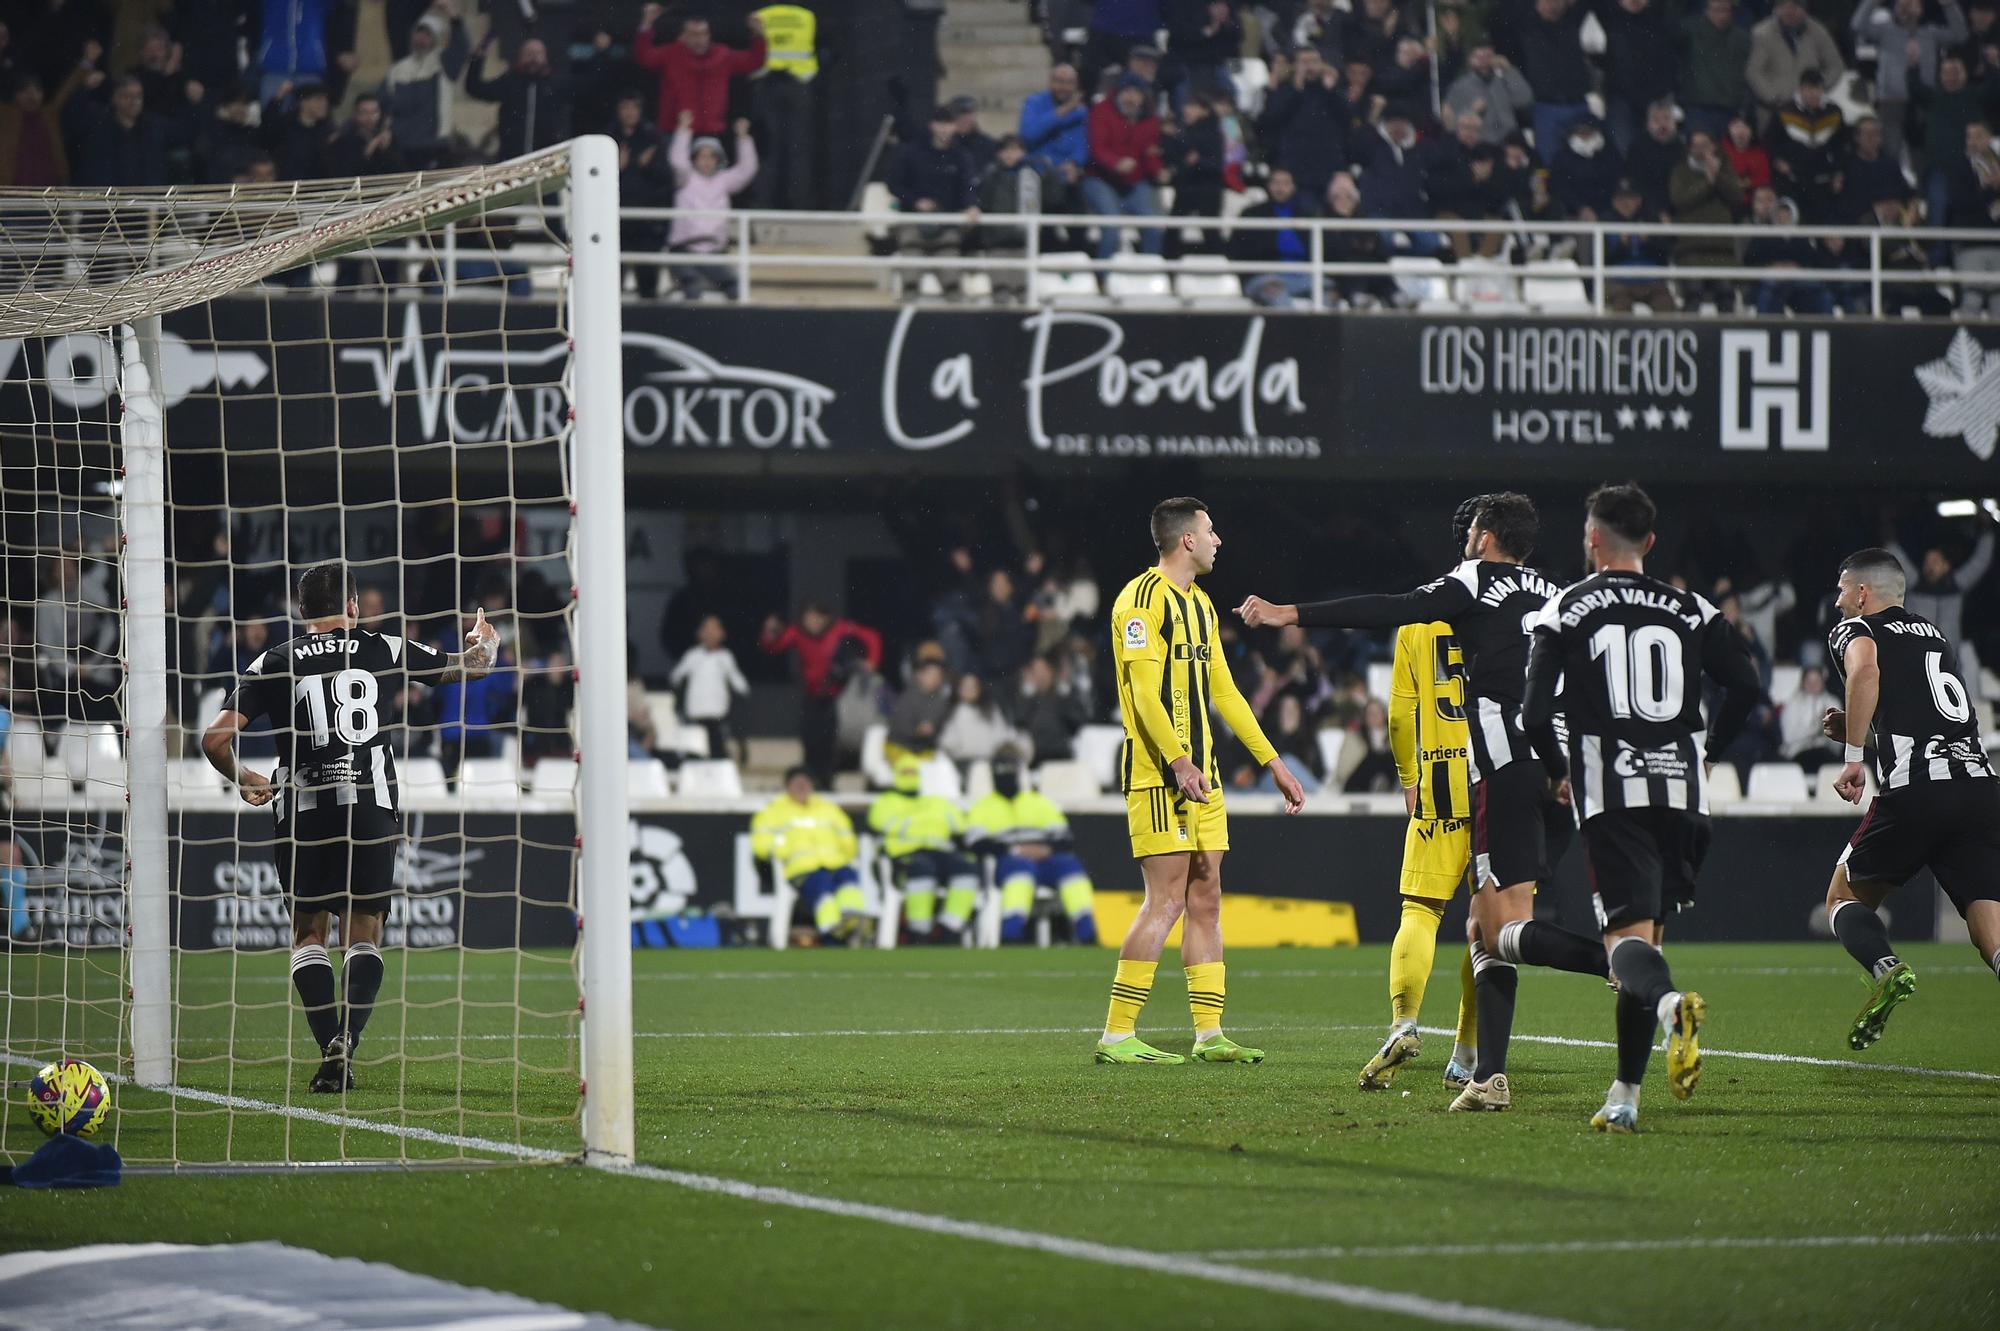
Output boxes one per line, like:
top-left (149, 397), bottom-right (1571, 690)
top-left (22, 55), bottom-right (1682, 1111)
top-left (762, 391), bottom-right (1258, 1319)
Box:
top-left (239, 203), bottom-right (2000, 319)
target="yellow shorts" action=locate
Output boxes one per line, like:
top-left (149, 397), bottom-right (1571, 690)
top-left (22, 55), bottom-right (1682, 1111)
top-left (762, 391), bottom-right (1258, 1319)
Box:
top-left (1400, 816), bottom-right (1471, 900)
top-left (1125, 786), bottom-right (1229, 859)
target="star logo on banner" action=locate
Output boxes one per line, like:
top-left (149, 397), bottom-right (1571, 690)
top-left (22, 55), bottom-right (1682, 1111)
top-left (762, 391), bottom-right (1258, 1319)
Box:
top-left (1616, 405), bottom-right (1638, 429)
top-left (1915, 328), bottom-right (2000, 461)
top-left (1642, 405), bottom-right (1666, 430)
top-left (1670, 406), bottom-right (1692, 430)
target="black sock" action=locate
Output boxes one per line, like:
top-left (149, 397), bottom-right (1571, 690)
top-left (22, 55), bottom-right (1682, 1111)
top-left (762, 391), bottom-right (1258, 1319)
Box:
top-left (290, 944), bottom-right (341, 1049)
top-left (1615, 990), bottom-right (1656, 1085)
top-left (1608, 937), bottom-right (1676, 1009)
top-left (1472, 954), bottom-right (1518, 1083)
top-left (1831, 901), bottom-right (1900, 979)
top-left (1498, 920), bottom-right (1609, 978)
top-left (341, 942), bottom-right (385, 1046)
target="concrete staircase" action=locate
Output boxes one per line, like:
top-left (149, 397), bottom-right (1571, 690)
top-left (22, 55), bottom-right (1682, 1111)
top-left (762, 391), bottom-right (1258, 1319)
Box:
top-left (939, 0), bottom-right (1050, 134)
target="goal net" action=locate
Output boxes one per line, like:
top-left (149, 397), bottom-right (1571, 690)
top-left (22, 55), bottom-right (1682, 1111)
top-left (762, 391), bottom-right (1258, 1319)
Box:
top-left (0, 141), bottom-right (633, 1170)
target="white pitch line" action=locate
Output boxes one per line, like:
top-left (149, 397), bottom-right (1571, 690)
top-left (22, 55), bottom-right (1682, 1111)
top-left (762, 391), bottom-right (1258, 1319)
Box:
top-left (0, 1057), bottom-right (1607, 1331)
top-left (1410, 1025), bottom-right (2000, 1084)
top-left (1193, 1232), bottom-right (2000, 1262)
top-left (612, 1161), bottom-right (1614, 1331)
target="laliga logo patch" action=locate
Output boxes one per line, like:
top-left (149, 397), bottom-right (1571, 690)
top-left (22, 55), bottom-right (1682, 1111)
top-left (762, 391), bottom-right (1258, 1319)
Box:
top-left (1123, 616), bottom-right (1148, 650)
top-left (1176, 823), bottom-right (1188, 841)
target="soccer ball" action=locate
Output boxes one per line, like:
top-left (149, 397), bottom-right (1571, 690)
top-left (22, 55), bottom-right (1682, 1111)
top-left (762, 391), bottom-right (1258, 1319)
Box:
top-left (27, 1058), bottom-right (112, 1138)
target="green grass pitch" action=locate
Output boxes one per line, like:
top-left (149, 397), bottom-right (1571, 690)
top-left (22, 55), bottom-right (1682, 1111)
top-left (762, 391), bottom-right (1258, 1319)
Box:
top-left (4, 942), bottom-right (1998, 1331)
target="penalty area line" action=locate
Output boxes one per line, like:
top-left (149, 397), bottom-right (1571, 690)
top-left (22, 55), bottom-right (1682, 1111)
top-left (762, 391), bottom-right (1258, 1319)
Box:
top-left (1412, 1026), bottom-right (2000, 1084)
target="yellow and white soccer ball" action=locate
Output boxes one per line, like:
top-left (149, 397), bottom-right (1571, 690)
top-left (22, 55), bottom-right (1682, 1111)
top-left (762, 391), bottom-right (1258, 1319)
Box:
top-left (27, 1058), bottom-right (112, 1138)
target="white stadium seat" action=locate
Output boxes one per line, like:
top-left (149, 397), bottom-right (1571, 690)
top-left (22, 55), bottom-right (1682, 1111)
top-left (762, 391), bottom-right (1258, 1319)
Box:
top-left (458, 757), bottom-right (521, 805)
top-left (627, 759), bottom-right (673, 800)
top-left (1704, 763), bottom-right (1742, 805)
top-left (1073, 724), bottom-right (1127, 790)
top-left (399, 757), bottom-right (450, 802)
top-left (1745, 762), bottom-right (1811, 803)
top-left (168, 757), bottom-right (224, 798)
top-left (1175, 254), bottom-right (1252, 306)
top-left (529, 756), bottom-right (579, 796)
top-left (918, 756), bottom-right (963, 801)
top-left (1104, 254), bottom-right (1174, 306)
top-left (1035, 760), bottom-right (1100, 801)
top-left (1522, 260), bottom-right (1594, 314)
top-left (1316, 729), bottom-right (1346, 781)
top-left (678, 759), bottom-right (743, 798)
top-left (1229, 57), bottom-right (1271, 116)
top-left (1035, 252), bottom-right (1103, 304)
top-left (861, 722), bottom-right (894, 788)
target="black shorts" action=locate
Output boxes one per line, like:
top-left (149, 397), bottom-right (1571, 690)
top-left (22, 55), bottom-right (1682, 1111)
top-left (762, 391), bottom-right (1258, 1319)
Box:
top-left (1583, 807), bottom-right (1713, 931)
top-left (1473, 761), bottom-right (1570, 890)
top-left (274, 805), bottom-right (402, 916)
top-left (1839, 780), bottom-right (2000, 917)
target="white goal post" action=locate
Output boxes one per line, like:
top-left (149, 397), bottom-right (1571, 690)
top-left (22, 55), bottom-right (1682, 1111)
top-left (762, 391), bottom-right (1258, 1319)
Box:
top-left (0, 138), bottom-right (633, 1170)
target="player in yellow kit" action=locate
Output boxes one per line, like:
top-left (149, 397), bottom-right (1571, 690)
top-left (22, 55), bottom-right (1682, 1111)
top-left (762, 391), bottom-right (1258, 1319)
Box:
top-left (1356, 618), bottom-right (1483, 1092)
top-left (1095, 497), bottom-right (1307, 1066)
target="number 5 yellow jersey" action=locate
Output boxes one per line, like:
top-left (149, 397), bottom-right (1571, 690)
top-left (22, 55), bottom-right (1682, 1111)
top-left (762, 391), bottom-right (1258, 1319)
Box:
top-left (1111, 568), bottom-right (1276, 792)
top-left (1390, 621), bottom-right (1471, 822)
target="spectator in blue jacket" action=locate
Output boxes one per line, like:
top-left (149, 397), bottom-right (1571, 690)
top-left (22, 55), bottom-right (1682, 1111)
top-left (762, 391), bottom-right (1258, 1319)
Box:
top-left (257, 0), bottom-right (333, 104)
top-left (1020, 63), bottom-right (1090, 180)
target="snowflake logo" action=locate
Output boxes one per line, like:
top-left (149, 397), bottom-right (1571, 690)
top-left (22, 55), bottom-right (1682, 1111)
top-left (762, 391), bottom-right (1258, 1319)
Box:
top-left (1916, 329), bottom-right (2000, 461)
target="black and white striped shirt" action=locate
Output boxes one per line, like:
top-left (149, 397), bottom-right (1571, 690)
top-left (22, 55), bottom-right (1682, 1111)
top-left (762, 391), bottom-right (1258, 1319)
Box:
top-left (1301, 559), bottom-right (1564, 779)
top-left (1828, 607), bottom-right (1993, 792)
top-left (1523, 571), bottom-right (1761, 823)
top-left (225, 629), bottom-right (449, 823)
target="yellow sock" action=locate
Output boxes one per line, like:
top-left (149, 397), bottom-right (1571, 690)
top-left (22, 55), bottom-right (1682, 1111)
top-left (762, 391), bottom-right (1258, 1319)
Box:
top-left (1390, 897), bottom-right (1446, 1026)
top-left (1185, 961), bottom-right (1226, 1040)
top-left (1104, 959), bottom-right (1157, 1038)
top-left (1454, 947), bottom-right (1478, 1052)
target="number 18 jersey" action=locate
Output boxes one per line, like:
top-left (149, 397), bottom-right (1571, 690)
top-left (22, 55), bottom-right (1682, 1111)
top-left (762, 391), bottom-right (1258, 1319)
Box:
top-left (225, 629), bottom-right (448, 823)
top-left (1529, 571), bottom-right (1741, 822)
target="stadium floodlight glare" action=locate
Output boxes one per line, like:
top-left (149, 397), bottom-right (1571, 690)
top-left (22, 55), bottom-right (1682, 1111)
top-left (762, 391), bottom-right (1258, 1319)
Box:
top-left (1936, 500), bottom-right (1981, 517)
top-left (0, 140), bottom-right (633, 1171)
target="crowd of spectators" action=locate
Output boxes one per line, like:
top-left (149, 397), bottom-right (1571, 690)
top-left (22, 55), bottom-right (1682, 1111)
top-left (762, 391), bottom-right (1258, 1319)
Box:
top-left (868, 0), bottom-right (2000, 311)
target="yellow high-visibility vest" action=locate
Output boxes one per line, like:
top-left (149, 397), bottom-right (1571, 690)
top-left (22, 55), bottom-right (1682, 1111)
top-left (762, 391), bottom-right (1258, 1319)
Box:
top-left (755, 4), bottom-right (818, 81)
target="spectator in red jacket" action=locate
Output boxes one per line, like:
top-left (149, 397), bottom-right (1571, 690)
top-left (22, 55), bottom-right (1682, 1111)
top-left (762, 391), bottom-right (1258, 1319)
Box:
top-left (1721, 113), bottom-right (1772, 200)
top-left (1082, 74), bottom-right (1164, 258)
top-left (761, 603), bottom-right (883, 784)
top-left (634, 5), bottom-right (766, 138)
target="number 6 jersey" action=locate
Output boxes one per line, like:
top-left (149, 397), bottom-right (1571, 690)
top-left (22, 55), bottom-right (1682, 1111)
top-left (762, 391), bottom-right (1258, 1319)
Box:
top-left (1522, 570), bottom-right (1761, 823)
top-left (1828, 607), bottom-right (1994, 792)
top-left (225, 629), bottom-right (449, 823)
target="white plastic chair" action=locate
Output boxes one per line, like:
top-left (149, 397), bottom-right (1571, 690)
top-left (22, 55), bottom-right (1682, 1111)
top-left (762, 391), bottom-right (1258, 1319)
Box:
top-left (12, 774), bottom-right (74, 809)
top-left (1389, 256), bottom-right (1455, 311)
top-left (398, 757), bottom-right (450, 802)
top-left (1035, 251), bottom-right (1103, 303)
top-left (1522, 259), bottom-right (1594, 313)
top-left (1452, 258), bottom-right (1520, 308)
top-left (627, 759), bottom-right (672, 801)
top-left (1746, 762), bottom-right (1811, 803)
top-left (918, 756), bottom-right (963, 801)
top-left (733, 832), bottom-right (797, 950)
top-left (645, 691), bottom-right (679, 744)
top-left (1770, 664), bottom-right (1802, 703)
top-left (458, 757), bottom-right (521, 804)
top-left (860, 180), bottom-right (896, 243)
top-left (1175, 254), bottom-right (1252, 306)
top-left (678, 759), bottom-right (744, 798)
top-left (529, 756), bottom-right (579, 796)
top-left (1316, 729), bottom-right (1346, 782)
top-left (8, 727), bottom-right (52, 780)
top-left (963, 758), bottom-right (995, 802)
top-left (1035, 759), bottom-right (1100, 801)
top-left (1073, 724), bottom-right (1128, 790)
top-left (861, 723), bottom-right (895, 789)
top-left (1366, 662), bottom-right (1394, 706)
top-left (1105, 253), bottom-right (1175, 305)
top-left (1704, 763), bottom-right (1743, 806)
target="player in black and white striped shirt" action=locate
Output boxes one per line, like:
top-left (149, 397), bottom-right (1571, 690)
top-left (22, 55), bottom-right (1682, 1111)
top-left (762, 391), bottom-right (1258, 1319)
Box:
top-left (202, 563), bottom-right (497, 1093)
top-left (1238, 493), bottom-right (1607, 1114)
top-left (1821, 547), bottom-right (2000, 1052)
top-left (1522, 484), bottom-right (1762, 1132)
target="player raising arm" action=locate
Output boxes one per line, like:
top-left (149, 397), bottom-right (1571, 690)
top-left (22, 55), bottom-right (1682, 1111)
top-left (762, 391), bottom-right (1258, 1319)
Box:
top-left (1819, 548), bottom-right (2000, 1050)
top-left (1095, 498), bottom-right (1305, 1067)
top-left (1520, 484), bottom-right (1761, 1132)
top-left (1237, 493), bottom-right (1605, 1113)
top-left (202, 564), bottom-right (496, 1093)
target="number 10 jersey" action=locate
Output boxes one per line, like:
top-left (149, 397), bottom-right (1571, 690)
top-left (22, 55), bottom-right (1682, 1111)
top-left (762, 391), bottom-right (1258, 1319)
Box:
top-left (225, 628), bottom-right (449, 824)
top-left (1527, 571), bottom-right (1751, 823)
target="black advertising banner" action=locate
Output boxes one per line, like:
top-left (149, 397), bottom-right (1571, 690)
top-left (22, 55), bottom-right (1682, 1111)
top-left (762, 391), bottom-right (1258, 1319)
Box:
top-left (5, 298), bottom-right (1995, 480)
top-left (12, 806), bottom-right (1888, 947)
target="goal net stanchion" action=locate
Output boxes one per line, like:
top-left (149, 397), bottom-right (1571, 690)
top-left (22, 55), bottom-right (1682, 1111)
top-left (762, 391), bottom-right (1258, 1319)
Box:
top-left (0, 138), bottom-right (634, 1171)
top-left (567, 135), bottom-right (635, 1169)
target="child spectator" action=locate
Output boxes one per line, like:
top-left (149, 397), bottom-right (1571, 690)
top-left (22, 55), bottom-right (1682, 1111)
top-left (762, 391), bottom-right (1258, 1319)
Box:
top-left (666, 112), bottom-right (759, 299)
top-left (669, 614), bottom-right (750, 762)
